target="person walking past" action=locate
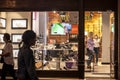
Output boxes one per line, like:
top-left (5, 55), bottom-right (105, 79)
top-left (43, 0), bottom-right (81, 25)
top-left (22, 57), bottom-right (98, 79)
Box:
top-left (86, 32), bottom-right (94, 68)
top-left (0, 33), bottom-right (17, 80)
top-left (17, 30), bottom-right (38, 80)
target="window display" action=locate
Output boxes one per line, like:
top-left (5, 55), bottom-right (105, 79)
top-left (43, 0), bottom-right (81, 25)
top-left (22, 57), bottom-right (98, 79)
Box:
top-left (0, 11), bottom-right (79, 73)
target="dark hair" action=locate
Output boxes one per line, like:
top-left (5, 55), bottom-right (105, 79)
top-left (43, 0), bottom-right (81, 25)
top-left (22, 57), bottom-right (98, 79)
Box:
top-left (62, 20), bottom-right (65, 22)
top-left (4, 33), bottom-right (11, 42)
top-left (19, 30), bottom-right (36, 48)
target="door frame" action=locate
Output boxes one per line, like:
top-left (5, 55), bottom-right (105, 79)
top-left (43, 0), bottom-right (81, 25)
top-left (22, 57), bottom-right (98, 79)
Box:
top-left (0, 0), bottom-right (117, 79)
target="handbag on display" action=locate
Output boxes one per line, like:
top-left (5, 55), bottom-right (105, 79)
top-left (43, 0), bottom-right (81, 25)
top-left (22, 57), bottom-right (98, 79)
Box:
top-left (65, 61), bottom-right (73, 69)
top-left (35, 61), bottom-right (42, 69)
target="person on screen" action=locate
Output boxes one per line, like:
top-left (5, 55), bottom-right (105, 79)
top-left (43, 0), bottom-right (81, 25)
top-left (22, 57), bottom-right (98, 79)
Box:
top-left (61, 20), bottom-right (67, 33)
top-left (65, 21), bottom-right (72, 33)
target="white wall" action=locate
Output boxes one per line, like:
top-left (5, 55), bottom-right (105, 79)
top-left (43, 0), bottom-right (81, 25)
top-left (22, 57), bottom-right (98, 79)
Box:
top-left (0, 12), bottom-right (31, 49)
top-left (32, 12), bottom-right (40, 36)
top-left (6, 12), bottom-right (31, 33)
top-left (102, 12), bottom-right (111, 63)
top-left (39, 12), bottom-right (48, 44)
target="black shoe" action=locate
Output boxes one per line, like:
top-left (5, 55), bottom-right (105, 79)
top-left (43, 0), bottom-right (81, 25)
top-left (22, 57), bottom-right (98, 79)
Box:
top-left (87, 66), bottom-right (91, 68)
top-left (63, 67), bottom-right (68, 70)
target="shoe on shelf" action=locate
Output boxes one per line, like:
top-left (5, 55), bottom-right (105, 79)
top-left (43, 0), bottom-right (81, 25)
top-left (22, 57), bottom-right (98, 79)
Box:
top-left (63, 67), bottom-right (68, 70)
top-left (87, 66), bottom-right (91, 68)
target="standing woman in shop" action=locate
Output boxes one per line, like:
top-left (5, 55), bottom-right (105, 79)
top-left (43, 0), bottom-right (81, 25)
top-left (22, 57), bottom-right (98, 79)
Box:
top-left (0, 33), bottom-right (17, 80)
top-left (93, 35), bottom-right (100, 65)
top-left (17, 30), bottom-right (38, 80)
top-left (86, 32), bottom-right (94, 68)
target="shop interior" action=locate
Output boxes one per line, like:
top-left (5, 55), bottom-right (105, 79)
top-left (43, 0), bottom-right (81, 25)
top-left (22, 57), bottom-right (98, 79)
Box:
top-left (84, 11), bottom-right (114, 78)
top-left (0, 11), bottom-right (115, 78)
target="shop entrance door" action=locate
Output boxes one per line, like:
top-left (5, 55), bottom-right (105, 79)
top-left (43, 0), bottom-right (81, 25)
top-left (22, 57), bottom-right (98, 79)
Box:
top-left (84, 11), bottom-right (115, 79)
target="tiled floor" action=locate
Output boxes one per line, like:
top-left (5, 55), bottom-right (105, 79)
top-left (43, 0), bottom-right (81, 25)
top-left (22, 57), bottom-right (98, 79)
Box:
top-left (85, 60), bottom-right (114, 80)
top-left (40, 62), bottom-right (114, 80)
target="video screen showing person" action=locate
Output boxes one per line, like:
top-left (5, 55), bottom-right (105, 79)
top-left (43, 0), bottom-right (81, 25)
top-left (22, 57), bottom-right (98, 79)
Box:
top-left (51, 23), bottom-right (66, 35)
top-left (51, 21), bottom-right (72, 35)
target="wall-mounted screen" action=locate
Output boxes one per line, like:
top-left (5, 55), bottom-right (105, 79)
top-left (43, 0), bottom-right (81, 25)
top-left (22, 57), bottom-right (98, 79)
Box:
top-left (51, 22), bottom-right (72, 35)
top-left (51, 23), bottom-right (66, 35)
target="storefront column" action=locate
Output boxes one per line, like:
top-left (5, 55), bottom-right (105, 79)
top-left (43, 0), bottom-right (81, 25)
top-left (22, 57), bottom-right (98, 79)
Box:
top-left (39, 12), bottom-right (48, 45)
top-left (38, 12), bottom-right (48, 58)
top-left (118, 0), bottom-right (120, 79)
top-left (78, 0), bottom-right (84, 79)
top-left (102, 12), bottom-right (111, 63)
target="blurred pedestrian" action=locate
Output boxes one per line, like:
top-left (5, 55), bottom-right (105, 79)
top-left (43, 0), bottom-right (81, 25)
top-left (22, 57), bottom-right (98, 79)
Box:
top-left (0, 33), bottom-right (17, 80)
top-left (86, 32), bottom-right (94, 68)
top-left (17, 30), bottom-right (38, 80)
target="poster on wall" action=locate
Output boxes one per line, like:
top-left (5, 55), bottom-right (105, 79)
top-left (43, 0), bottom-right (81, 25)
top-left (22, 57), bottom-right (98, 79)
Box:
top-left (11, 34), bottom-right (22, 43)
top-left (11, 19), bottom-right (28, 29)
top-left (0, 49), bottom-right (2, 54)
top-left (71, 24), bottom-right (78, 34)
top-left (13, 49), bottom-right (19, 58)
top-left (0, 18), bottom-right (6, 29)
top-left (0, 33), bottom-right (4, 43)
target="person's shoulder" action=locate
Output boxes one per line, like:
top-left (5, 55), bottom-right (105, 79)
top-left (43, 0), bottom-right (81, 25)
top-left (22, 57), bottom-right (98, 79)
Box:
top-left (20, 48), bottom-right (33, 57)
top-left (20, 47), bottom-right (30, 53)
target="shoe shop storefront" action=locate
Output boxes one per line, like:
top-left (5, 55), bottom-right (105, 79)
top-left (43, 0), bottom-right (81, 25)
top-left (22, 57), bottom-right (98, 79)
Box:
top-left (0, 0), bottom-right (118, 79)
